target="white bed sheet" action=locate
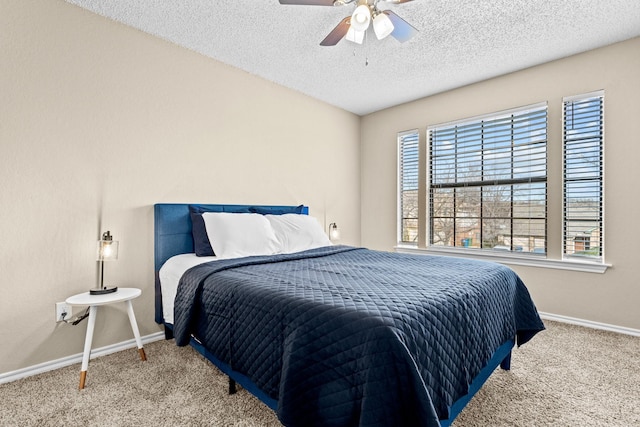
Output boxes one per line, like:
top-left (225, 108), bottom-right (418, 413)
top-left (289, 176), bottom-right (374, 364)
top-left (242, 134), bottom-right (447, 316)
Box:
top-left (159, 253), bottom-right (216, 324)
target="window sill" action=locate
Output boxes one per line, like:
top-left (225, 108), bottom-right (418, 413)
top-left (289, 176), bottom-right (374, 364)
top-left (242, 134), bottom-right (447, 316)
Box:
top-left (394, 245), bottom-right (611, 274)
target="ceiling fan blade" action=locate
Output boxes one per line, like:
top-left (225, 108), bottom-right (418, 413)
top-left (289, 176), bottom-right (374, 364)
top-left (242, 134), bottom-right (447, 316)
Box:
top-left (320, 16), bottom-right (351, 46)
top-left (279, 0), bottom-right (337, 5)
top-left (383, 10), bottom-right (418, 43)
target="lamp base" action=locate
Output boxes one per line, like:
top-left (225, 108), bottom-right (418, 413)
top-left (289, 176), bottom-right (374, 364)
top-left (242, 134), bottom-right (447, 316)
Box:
top-left (90, 286), bottom-right (118, 295)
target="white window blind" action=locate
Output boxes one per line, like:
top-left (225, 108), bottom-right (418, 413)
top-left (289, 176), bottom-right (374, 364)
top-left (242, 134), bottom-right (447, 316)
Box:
top-left (563, 91), bottom-right (604, 262)
top-left (428, 103), bottom-right (547, 253)
top-left (398, 131), bottom-right (419, 244)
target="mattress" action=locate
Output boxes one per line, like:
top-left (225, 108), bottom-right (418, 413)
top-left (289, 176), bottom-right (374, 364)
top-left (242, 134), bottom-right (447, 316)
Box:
top-left (159, 253), bottom-right (216, 324)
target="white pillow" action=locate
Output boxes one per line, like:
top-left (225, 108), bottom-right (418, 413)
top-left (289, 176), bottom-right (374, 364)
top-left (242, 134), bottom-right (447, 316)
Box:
top-left (266, 214), bottom-right (332, 254)
top-left (202, 212), bottom-right (281, 259)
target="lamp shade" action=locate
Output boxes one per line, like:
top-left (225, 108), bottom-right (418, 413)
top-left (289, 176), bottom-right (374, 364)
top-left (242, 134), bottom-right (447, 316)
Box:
top-left (329, 223), bottom-right (340, 241)
top-left (350, 4), bottom-right (371, 32)
top-left (373, 12), bottom-right (394, 40)
top-left (97, 231), bottom-right (119, 261)
top-left (345, 26), bottom-right (365, 44)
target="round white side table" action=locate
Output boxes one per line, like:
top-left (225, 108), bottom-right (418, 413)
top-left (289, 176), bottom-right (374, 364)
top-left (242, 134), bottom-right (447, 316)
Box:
top-left (66, 287), bottom-right (146, 389)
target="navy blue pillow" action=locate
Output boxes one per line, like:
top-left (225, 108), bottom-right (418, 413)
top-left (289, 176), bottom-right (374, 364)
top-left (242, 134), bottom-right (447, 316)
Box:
top-left (249, 205), bottom-right (304, 215)
top-left (189, 205), bottom-right (220, 257)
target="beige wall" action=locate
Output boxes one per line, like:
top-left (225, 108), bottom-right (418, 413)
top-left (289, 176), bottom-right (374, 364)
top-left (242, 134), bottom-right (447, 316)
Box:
top-left (0, 0), bottom-right (361, 374)
top-left (361, 37), bottom-right (640, 330)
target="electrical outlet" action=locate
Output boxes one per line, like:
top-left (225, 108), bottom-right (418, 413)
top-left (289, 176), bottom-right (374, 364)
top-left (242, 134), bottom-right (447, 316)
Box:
top-left (55, 302), bottom-right (71, 322)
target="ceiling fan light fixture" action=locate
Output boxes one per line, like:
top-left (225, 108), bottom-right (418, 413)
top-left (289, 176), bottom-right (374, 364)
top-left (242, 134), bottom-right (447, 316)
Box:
top-left (345, 26), bottom-right (365, 44)
top-left (372, 11), bottom-right (394, 40)
top-left (350, 4), bottom-right (371, 32)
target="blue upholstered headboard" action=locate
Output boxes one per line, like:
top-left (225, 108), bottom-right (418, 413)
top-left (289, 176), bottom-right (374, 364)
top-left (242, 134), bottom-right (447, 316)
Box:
top-left (153, 203), bottom-right (309, 323)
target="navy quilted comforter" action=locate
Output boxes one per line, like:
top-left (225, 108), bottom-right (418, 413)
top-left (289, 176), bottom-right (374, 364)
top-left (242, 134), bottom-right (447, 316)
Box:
top-left (173, 246), bottom-right (544, 427)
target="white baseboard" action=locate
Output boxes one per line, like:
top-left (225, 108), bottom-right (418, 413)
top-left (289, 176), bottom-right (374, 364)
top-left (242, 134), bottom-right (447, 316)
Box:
top-left (539, 312), bottom-right (640, 337)
top-left (0, 331), bottom-right (165, 385)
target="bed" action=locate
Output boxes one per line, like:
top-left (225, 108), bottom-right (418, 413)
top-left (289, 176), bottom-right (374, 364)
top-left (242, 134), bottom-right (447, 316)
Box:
top-left (154, 203), bottom-right (544, 427)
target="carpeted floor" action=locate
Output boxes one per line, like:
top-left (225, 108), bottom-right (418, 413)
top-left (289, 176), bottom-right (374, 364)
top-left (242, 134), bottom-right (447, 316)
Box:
top-left (1, 320), bottom-right (639, 426)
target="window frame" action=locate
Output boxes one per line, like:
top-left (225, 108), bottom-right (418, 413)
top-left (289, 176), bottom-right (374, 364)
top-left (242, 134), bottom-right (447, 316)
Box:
top-left (426, 102), bottom-right (548, 256)
top-left (397, 130), bottom-right (420, 246)
top-left (394, 96), bottom-right (610, 274)
top-left (562, 90), bottom-right (605, 264)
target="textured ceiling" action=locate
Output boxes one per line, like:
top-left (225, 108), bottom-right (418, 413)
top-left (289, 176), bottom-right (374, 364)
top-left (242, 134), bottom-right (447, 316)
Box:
top-left (65, 0), bottom-right (640, 115)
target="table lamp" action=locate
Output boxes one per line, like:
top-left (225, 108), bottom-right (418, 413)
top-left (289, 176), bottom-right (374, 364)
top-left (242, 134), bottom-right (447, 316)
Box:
top-left (329, 222), bottom-right (340, 241)
top-left (91, 230), bottom-right (119, 295)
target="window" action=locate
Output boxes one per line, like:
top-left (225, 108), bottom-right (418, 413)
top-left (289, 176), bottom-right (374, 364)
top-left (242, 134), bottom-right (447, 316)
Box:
top-left (428, 103), bottom-right (547, 254)
top-left (563, 91), bottom-right (604, 262)
top-left (398, 131), bottom-right (419, 244)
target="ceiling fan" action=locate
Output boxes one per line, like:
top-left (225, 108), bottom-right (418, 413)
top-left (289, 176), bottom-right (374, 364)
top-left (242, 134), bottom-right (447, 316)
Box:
top-left (279, 0), bottom-right (418, 46)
